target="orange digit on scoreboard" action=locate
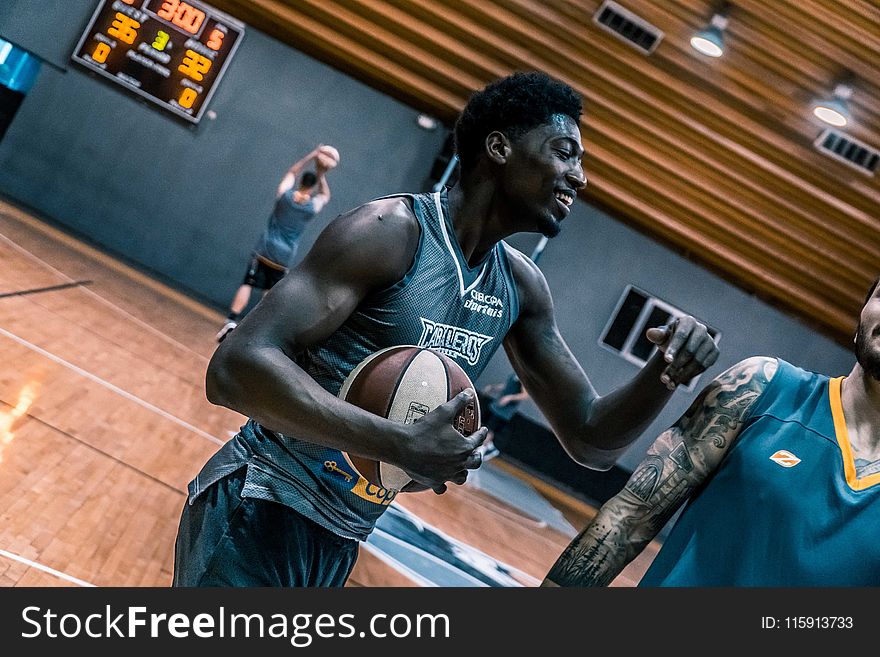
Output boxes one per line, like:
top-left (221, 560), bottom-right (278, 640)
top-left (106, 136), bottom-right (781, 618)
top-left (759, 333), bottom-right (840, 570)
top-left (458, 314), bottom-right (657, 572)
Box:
top-left (206, 29), bottom-right (224, 51)
top-left (107, 13), bottom-right (140, 45)
top-left (92, 42), bottom-right (112, 64)
top-left (157, 0), bottom-right (179, 21)
top-left (178, 88), bottom-right (198, 109)
top-left (178, 49), bottom-right (212, 82)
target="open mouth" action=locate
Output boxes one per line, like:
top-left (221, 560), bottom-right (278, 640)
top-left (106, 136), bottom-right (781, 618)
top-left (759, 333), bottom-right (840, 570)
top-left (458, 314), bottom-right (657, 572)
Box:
top-left (554, 190), bottom-right (574, 216)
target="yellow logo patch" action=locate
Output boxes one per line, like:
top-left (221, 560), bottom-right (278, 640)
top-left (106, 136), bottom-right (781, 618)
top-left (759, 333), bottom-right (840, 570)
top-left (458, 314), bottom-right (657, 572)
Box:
top-left (351, 477), bottom-right (398, 506)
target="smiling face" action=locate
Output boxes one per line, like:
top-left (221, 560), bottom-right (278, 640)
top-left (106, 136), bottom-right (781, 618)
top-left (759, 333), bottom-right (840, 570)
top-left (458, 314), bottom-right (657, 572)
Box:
top-left (498, 113), bottom-right (587, 238)
top-left (855, 281), bottom-right (880, 381)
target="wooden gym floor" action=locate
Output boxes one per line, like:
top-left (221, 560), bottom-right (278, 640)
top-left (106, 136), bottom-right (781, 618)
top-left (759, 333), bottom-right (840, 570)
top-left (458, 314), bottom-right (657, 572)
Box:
top-left (0, 198), bottom-right (657, 587)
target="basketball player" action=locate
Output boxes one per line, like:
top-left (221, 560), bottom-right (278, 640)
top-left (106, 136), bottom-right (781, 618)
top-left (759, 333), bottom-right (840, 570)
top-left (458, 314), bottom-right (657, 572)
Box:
top-left (216, 146), bottom-right (333, 342)
top-left (543, 277), bottom-right (880, 586)
top-left (174, 72), bottom-right (720, 587)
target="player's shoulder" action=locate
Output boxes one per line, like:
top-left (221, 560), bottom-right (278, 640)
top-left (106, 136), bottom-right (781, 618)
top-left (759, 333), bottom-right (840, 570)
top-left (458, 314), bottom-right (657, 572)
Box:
top-left (324, 196), bottom-right (418, 243)
top-left (501, 243), bottom-right (551, 313)
top-left (303, 195), bottom-right (420, 284)
top-left (702, 356), bottom-right (779, 407)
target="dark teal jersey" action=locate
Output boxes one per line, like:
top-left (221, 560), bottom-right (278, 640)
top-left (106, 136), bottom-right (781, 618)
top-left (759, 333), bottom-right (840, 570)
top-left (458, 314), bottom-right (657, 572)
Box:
top-left (189, 190), bottom-right (522, 540)
top-left (640, 359), bottom-right (880, 586)
top-left (253, 192), bottom-right (318, 268)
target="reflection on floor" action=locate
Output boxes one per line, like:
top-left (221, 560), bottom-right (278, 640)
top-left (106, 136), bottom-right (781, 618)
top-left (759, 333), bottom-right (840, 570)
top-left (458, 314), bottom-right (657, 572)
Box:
top-left (366, 460), bottom-right (575, 587)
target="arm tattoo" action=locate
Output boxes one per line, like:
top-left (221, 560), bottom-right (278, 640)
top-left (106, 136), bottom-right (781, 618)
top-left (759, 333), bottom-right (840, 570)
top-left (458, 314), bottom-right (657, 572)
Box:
top-left (545, 357), bottom-right (776, 587)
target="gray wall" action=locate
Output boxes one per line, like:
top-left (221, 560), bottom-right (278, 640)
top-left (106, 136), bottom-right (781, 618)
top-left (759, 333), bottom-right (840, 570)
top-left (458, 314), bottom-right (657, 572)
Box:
top-left (1, 3), bottom-right (855, 474)
top-left (482, 201), bottom-right (855, 471)
top-left (0, 2), bottom-right (447, 308)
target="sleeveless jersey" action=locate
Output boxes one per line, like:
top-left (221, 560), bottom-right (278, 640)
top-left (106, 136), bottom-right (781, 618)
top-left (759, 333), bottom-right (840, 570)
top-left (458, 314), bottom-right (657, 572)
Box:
top-left (189, 190), bottom-right (521, 540)
top-left (253, 191), bottom-right (318, 268)
top-left (640, 359), bottom-right (880, 586)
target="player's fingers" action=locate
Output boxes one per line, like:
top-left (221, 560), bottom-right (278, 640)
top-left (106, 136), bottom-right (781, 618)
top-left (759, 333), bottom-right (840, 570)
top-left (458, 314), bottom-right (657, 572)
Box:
top-left (465, 448), bottom-right (484, 470)
top-left (694, 337), bottom-right (718, 366)
top-left (663, 316), bottom-right (694, 365)
top-left (645, 325), bottom-right (671, 345)
top-left (668, 360), bottom-right (704, 387)
top-left (451, 470), bottom-right (469, 486)
top-left (434, 388), bottom-right (475, 420)
top-left (466, 426), bottom-right (489, 451)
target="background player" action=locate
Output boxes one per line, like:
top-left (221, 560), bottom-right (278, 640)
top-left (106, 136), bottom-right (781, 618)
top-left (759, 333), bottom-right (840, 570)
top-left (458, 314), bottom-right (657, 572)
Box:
top-left (216, 145), bottom-right (335, 341)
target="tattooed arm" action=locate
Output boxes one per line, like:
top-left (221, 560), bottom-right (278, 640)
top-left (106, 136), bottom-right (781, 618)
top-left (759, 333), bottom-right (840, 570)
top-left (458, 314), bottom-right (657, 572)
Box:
top-left (542, 356), bottom-right (778, 587)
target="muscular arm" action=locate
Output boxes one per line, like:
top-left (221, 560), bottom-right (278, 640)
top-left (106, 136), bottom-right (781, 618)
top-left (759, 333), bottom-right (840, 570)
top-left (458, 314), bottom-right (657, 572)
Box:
top-left (504, 252), bottom-right (719, 470)
top-left (542, 356), bottom-right (778, 586)
top-left (206, 198), bottom-right (485, 489)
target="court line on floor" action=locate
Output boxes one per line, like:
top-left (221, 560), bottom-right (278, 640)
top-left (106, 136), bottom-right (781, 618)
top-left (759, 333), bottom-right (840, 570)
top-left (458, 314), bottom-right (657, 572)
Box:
top-left (0, 280), bottom-right (93, 299)
top-left (0, 326), bottom-right (225, 446)
top-left (0, 231), bottom-right (210, 363)
top-left (9, 286), bottom-right (208, 391)
top-left (0, 548), bottom-right (95, 587)
top-left (0, 399), bottom-right (187, 495)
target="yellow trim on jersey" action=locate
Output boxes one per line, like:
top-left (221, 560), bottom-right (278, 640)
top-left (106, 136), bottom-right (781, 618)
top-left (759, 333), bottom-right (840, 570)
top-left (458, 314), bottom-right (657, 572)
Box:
top-left (829, 376), bottom-right (880, 491)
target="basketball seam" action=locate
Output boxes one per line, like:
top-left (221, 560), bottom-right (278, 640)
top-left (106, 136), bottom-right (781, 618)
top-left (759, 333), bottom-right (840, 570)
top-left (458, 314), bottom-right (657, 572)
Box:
top-left (386, 347), bottom-right (423, 419)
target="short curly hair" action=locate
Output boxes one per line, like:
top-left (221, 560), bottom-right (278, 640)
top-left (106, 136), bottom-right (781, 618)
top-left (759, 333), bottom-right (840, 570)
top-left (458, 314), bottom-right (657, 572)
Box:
top-left (454, 71), bottom-right (582, 170)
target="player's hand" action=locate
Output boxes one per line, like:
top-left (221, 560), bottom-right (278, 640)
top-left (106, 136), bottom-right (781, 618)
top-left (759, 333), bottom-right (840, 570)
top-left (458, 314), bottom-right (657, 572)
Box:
top-left (646, 316), bottom-right (719, 390)
top-left (398, 389), bottom-right (488, 494)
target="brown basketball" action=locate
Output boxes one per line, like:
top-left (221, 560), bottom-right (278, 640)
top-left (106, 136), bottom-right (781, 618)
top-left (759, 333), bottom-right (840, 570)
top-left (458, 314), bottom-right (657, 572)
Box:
top-left (338, 345), bottom-right (481, 490)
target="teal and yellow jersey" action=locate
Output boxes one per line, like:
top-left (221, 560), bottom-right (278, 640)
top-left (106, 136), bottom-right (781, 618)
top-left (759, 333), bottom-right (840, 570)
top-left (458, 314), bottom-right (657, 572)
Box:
top-left (640, 359), bottom-right (880, 586)
top-left (189, 190), bottom-right (521, 540)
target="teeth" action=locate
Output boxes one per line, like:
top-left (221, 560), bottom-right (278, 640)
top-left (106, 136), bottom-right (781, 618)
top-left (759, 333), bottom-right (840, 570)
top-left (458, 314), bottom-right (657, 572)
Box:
top-left (555, 192), bottom-right (573, 206)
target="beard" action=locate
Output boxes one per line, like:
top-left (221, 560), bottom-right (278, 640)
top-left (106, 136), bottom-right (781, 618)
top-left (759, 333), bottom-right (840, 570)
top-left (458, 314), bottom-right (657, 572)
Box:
top-left (854, 323), bottom-right (880, 381)
top-left (536, 211), bottom-right (562, 238)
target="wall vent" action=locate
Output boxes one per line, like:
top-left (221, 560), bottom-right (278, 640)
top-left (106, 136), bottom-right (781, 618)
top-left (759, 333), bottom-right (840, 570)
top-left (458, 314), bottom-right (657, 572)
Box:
top-left (814, 128), bottom-right (879, 176)
top-left (600, 285), bottom-right (720, 391)
top-left (593, 1), bottom-right (664, 54)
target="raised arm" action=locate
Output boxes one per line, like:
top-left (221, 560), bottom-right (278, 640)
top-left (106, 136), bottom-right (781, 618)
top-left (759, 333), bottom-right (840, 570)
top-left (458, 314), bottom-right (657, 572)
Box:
top-left (542, 356), bottom-right (778, 586)
top-left (276, 147), bottom-right (321, 198)
top-left (206, 198), bottom-right (486, 491)
top-left (311, 167), bottom-right (331, 213)
top-left (503, 251), bottom-right (720, 470)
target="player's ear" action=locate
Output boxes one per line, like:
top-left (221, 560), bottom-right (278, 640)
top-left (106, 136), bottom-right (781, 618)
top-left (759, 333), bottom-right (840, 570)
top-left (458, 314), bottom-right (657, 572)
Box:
top-left (485, 131), bottom-right (511, 165)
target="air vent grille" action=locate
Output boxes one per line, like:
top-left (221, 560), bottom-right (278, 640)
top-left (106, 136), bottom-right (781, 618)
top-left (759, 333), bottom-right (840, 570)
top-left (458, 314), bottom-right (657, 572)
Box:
top-left (814, 129), bottom-right (880, 176)
top-left (593, 1), bottom-right (664, 54)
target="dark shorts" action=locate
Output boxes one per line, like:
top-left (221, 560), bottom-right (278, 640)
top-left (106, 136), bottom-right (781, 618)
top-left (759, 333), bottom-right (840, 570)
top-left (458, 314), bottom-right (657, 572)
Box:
top-left (173, 467), bottom-right (359, 587)
top-left (242, 255), bottom-right (287, 290)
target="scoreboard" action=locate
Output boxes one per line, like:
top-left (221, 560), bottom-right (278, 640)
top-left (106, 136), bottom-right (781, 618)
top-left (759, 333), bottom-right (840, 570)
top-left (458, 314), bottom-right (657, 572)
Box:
top-left (72, 0), bottom-right (244, 124)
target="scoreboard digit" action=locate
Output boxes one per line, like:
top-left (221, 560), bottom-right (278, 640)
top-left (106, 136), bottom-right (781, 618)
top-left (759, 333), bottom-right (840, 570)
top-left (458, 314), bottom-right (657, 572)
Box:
top-left (72, 0), bottom-right (244, 124)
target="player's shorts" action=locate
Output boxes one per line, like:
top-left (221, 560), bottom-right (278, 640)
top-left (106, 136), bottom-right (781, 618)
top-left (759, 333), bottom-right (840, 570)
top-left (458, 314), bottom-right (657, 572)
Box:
top-left (242, 254), bottom-right (287, 290)
top-left (172, 467), bottom-right (359, 587)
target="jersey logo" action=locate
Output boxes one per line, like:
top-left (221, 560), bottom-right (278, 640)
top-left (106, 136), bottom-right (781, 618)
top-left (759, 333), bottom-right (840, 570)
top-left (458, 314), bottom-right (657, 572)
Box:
top-left (464, 290), bottom-right (505, 318)
top-left (418, 318), bottom-right (493, 366)
top-left (769, 450), bottom-right (801, 468)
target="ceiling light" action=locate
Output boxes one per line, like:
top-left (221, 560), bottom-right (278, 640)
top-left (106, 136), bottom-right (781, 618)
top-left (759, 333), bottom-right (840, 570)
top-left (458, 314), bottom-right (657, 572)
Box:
top-left (690, 14), bottom-right (728, 58)
top-left (812, 84), bottom-right (852, 127)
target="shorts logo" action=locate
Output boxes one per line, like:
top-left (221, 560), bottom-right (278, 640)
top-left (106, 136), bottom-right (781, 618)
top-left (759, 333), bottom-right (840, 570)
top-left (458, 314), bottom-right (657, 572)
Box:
top-left (351, 478), bottom-right (398, 505)
top-left (418, 318), bottom-right (493, 366)
top-left (769, 450), bottom-right (801, 468)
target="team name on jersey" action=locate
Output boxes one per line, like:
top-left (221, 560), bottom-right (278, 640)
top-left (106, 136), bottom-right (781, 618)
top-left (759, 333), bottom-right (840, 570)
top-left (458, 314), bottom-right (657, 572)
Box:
top-left (418, 318), bottom-right (493, 366)
top-left (463, 289), bottom-right (504, 318)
